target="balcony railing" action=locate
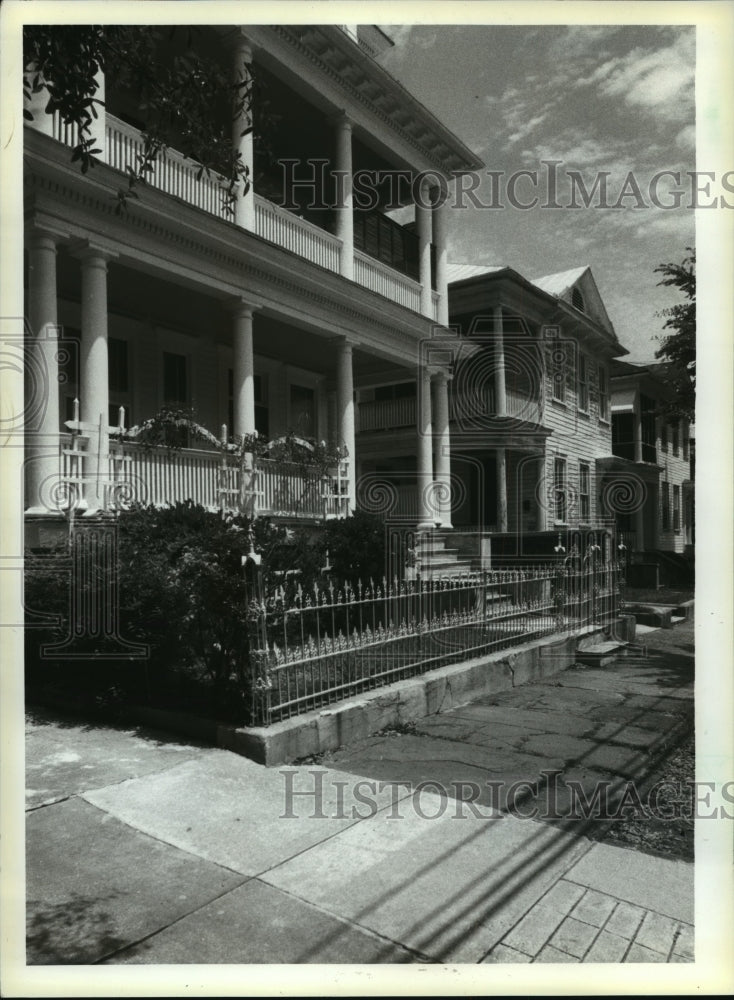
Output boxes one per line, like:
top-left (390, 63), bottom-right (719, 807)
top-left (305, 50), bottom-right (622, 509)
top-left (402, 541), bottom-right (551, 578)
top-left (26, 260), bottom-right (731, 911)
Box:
top-left (506, 387), bottom-right (541, 424)
top-left (254, 195), bottom-right (342, 273)
top-left (359, 396), bottom-right (417, 432)
top-left (359, 384), bottom-right (542, 433)
top-left (104, 114), bottom-right (231, 220)
top-left (353, 250), bottom-right (422, 313)
top-left (47, 112), bottom-right (435, 319)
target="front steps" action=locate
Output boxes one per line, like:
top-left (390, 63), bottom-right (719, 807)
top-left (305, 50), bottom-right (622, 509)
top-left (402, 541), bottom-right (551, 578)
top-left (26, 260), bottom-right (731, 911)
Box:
top-left (416, 530), bottom-right (476, 580)
top-left (575, 641), bottom-right (629, 667)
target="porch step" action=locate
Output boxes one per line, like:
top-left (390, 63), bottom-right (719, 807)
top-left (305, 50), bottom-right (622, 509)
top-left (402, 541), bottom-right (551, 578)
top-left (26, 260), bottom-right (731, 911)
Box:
top-left (575, 641), bottom-right (628, 667)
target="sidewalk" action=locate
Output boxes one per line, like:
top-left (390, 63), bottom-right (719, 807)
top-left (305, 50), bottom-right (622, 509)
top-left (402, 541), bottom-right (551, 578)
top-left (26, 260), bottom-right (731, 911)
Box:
top-left (25, 619), bottom-right (694, 965)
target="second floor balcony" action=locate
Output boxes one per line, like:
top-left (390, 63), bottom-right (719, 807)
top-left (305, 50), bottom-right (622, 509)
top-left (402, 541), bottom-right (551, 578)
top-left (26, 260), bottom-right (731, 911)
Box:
top-left (358, 383), bottom-right (542, 433)
top-left (46, 111), bottom-right (442, 322)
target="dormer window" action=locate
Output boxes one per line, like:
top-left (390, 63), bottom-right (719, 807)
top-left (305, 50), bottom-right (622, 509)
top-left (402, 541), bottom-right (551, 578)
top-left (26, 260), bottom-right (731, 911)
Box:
top-left (571, 287), bottom-right (585, 312)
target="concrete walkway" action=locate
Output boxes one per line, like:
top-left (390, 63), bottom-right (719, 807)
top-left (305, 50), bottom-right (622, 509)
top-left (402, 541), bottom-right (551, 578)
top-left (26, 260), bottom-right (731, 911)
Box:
top-left (25, 620), bottom-right (694, 965)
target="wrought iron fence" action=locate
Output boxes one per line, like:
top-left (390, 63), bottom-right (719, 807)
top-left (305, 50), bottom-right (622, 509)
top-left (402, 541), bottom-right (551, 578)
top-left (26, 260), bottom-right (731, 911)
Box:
top-left (247, 556), bottom-right (621, 726)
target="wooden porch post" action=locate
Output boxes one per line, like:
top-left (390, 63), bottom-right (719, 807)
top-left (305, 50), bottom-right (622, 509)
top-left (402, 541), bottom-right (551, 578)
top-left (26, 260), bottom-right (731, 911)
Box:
top-left (432, 370), bottom-right (452, 528)
top-left (417, 364), bottom-right (435, 529)
top-left (336, 339), bottom-right (356, 512)
top-left (72, 242), bottom-right (116, 512)
top-left (333, 112), bottom-right (354, 280)
top-left (25, 229), bottom-right (60, 513)
top-left (228, 31), bottom-right (255, 231)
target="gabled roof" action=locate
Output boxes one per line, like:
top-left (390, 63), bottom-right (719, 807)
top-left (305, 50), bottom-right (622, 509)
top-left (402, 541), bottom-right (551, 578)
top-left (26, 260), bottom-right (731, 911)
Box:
top-left (445, 262), bottom-right (505, 284)
top-left (611, 359), bottom-right (677, 383)
top-left (530, 266), bottom-right (589, 298)
top-left (447, 259), bottom-right (628, 356)
top-left (531, 265), bottom-right (616, 339)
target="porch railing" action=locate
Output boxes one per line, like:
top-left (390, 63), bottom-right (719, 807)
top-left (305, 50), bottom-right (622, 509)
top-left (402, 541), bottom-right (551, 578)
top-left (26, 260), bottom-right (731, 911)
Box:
top-left (46, 113), bottom-right (432, 317)
top-left (58, 429), bottom-right (349, 520)
top-left (253, 456), bottom-right (349, 520)
top-left (353, 249), bottom-right (422, 313)
top-left (506, 386), bottom-right (541, 423)
top-left (254, 195), bottom-right (342, 273)
top-left (358, 396), bottom-right (417, 431)
top-left (248, 559), bottom-right (621, 725)
top-left (105, 114), bottom-right (231, 220)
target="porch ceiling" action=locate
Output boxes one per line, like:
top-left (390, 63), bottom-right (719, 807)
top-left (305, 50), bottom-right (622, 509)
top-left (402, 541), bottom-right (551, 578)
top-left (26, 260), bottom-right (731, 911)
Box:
top-left (596, 455), bottom-right (662, 480)
top-left (52, 252), bottom-right (412, 381)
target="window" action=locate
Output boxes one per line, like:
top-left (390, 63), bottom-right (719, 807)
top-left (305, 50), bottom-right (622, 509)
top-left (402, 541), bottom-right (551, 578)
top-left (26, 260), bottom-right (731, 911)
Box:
top-left (163, 351), bottom-right (189, 446)
top-left (661, 421), bottom-right (668, 452)
top-left (163, 351), bottom-right (188, 407)
top-left (673, 484), bottom-right (681, 531)
top-left (552, 346), bottom-right (566, 404)
top-left (290, 384), bottom-right (316, 437)
top-left (598, 364), bottom-right (609, 421)
top-left (577, 353), bottom-right (589, 411)
top-left (58, 326), bottom-right (81, 430)
top-left (682, 426), bottom-right (689, 461)
top-left (572, 287), bottom-right (585, 312)
top-left (640, 394), bottom-right (657, 463)
top-left (661, 481), bottom-right (670, 531)
top-left (612, 412), bottom-right (635, 461)
top-left (109, 337), bottom-right (131, 428)
top-left (554, 456), bottom-right (567, 523)
top-left (579, 462), bottom-right (591, 521)
top-left (672, 420), bottom-right (680, 456)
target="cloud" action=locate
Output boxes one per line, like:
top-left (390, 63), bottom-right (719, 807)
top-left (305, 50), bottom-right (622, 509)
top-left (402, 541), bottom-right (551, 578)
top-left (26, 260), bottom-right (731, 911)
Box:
top-left (675, 124), bottom-right (696, 151)
top-left (581, 31), bottom-right (695, 123)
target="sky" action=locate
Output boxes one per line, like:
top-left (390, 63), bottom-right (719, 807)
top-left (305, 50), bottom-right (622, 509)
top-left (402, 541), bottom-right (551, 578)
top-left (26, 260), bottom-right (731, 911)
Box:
top-left (378, 24), bottom-right (697, 363)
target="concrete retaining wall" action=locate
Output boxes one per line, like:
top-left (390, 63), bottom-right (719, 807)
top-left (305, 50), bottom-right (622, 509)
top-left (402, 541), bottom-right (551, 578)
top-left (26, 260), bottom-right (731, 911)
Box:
top-left (208, 624), bottom-right (618, 766)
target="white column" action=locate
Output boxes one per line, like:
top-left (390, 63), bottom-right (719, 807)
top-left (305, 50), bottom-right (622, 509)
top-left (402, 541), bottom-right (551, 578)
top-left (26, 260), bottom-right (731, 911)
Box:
top-left (76, 246), bottom-right (114, 511)
top-left (417, 365), bottom-right (435, 529)
top-left (231, 301), bottom-right (256, 438)
top-left (634, 398), bottom-right (644, 464)
top-left (25, 231), bottom-right (59, 513)
top-left (230, 34), bottom-right (255, 230)
top-left (88, 69), bottom-right (106, 160)
top-left (494, 304), bottom-right (507, 416)
top-left (432, 185), bottom-right (449, 326)
top-left (415, 182), bottom-right (433, 319)
top-left (23, 64), bottom-right (54, 136)
top-left (333, 113), bottom-right (354, 280)
top-left (432, 371), bottom-right (452, 528)
top-left (497, 447), bottom-right (508, 532)
top-left (336, 340), bottom-right (356, 511)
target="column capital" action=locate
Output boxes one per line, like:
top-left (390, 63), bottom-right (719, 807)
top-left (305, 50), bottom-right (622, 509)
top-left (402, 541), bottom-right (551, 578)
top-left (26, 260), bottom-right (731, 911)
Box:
top-left (25, 227), bottom-right (59, 253)
top-left (223, 27), bottom-right (255, 61)
top-left (330, 109), bottom-right (352, 131)
top-left (228, 297), bottom-right (261, 319)
top-left (68, 239), bottom-right (118, 266)
top-left (330, 336), bottom-right (354, 353)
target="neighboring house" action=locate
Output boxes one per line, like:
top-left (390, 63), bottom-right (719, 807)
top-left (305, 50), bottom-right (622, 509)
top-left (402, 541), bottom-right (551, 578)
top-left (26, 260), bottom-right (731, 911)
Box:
top-left (353, 261), bottom-right (631, 567)
top-left (600, 360), bottom-right (694, 565)
top-left (23, 24), bottom-right (483, 542)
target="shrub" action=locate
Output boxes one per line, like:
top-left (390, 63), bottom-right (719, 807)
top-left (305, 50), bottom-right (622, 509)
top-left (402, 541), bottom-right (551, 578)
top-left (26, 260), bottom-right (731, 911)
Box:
top-left (23, 504), bottom-right (386, 722)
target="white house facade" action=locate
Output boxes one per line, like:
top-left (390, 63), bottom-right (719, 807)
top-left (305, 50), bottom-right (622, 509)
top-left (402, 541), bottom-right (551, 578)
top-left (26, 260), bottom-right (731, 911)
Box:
top-left (24, 23), bottom-right (645, 575)
top-left (23, 24), bottom-right (483, 540)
